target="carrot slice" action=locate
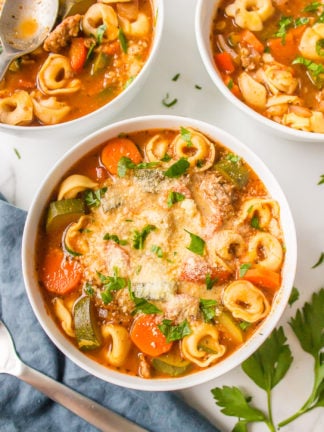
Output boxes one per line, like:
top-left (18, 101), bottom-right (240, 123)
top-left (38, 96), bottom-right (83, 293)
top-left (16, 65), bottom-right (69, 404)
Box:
top-left (101, 137), bottom-right (143, 175)
top-left (130, 314), bottom-right (173, 357)
top-left (40, 248), bottom-right (82, 295)
top-left (214, 52), bottom-right (235, 73)
top-left (69, 38), bottom-right (87, 73)
top-left (240, 30), bottom-right (265, 54)
top-left (242, 267), bottom-right (281, 292)
top-left (267, 25), bottom-right (306, 64)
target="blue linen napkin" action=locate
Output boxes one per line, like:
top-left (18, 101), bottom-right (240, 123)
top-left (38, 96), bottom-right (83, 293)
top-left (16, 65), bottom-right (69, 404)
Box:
top-left (0, 196), bottom-right (221, 432)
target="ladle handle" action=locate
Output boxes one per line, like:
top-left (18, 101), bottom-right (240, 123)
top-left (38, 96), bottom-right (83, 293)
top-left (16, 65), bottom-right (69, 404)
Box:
top-left (15, 360), bottom-right (148, 432)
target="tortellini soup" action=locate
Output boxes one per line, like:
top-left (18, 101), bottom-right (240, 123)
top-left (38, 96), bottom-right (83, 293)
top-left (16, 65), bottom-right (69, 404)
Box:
top-left (0, 0), bottom-right (153, 126)
top-left (211, 0), bottom-right (324, 133)
top-left (36, 126), bottom-right (286, 379)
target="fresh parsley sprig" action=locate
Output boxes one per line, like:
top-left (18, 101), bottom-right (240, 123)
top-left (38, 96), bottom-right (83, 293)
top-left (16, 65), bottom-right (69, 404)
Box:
top-left (132, 224), bottom-right (156, 249)
top-left (97, 267), bottom-right (127, 304)
top-left (128, 282), bottom-right (161, 315)
top-left (211, 288), bottom-right (324, 431)
top-left (84, 187), bottom-right (107, 208)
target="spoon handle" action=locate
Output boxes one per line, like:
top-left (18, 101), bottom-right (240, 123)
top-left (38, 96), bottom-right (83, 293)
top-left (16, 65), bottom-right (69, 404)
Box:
top-left (0, 47), bottom-right (17, 81)
top-left (16, 360), bottom-right (147, 432)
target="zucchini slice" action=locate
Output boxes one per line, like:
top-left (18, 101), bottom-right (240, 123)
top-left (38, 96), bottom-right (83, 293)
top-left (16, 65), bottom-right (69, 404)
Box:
top-left (46, 198), bottom-right (85, 233)
top-left (218, 312), bottom-right (244, 344)
top-left (73, 296), bottom-right (101, 351)
top-left (152, 351), bottom-right (191, 377)
top-left (214, 158), bottom-right (249, 189)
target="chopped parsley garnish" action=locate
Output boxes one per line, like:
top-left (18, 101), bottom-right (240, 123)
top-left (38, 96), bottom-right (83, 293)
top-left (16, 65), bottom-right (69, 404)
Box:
top-left (84, 187), bottom-right (107, 208)
top-left (200, 298), bottom-right (217, 322)
top-left (227, 78), bottom-right (234, 90)
top-left (128, 282), bottom-right (162, 315)
top-left (132, 224), bottom-right (156, 249)
top-left (117, 156), bottom-right (159, 177)
top-left (97, 267), bottom-right (127, 304)
top-left (96, 24), bottom-right (107, 44)
top-left (167, 191), bottom-right (186, 207)
top-left (160, 153), bottom-right (172, 162)
top-left (103, 233), bottom-right (128, 245)
top-left (274, 16), bottom-right (309, 43)
top-left (239, 263), bottom-right (252, 277)
top-left (316, 39), bottom-right (324, 56)
top-left (180, 126), bottom-right (193, 147)
top-left (293, 56), bottom-right (324, 88)
top-left (163, 157), bottom-right (190, 178)
top-left (251, 215), bottom-right (261, 230)
top-left (118, 28), bottom-right (128, 53)
top-left (185, 229), bottom-right (205, 256)
top-left (303, 2), bottom-right (321, 12)
top-left (239, 321), bottom-right (252, 331)
top-left (162, 93), bottom-right (178, 107)
top-left (205, 273), bottom-right (218, 290)
top-left (84, 282), bottom-right (95, 296)
top-left (172, 73), bottom-right (180, 81)
top-left (288, 286), bottom-right (300, 306)
top-left (151, 244), bottom-right (163, 258)
top-left (158, 319), bottom-right (192, 342)
top-left (311, 251), bottom-right (324, 268)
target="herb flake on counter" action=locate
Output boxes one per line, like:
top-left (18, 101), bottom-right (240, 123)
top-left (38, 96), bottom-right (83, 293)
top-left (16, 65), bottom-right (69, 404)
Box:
top-left (164, 157), bottom-right (190, 178)
top-left (162, 93), bottom-right (178, 107)
top-left (195, 84), bottom-right (202, 89)
top-left (185, 229), bottom-right (205, 256)
top-left (14, 148), bottom-right (21, 159)
top-left (312, 251), bottom-right (324, 268)
top-left (172, 73), bottom-right (180, 81)
top-left (318, 174), bottom-right (324, 185)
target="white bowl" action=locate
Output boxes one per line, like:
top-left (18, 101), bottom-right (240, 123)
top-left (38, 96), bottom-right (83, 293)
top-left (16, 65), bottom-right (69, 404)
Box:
top-left (22, 115), bottom-right (297, 391)
top-left (195, 0), bottom-right (324, 142)
top-left (0, 0), bottom-right (164, 139)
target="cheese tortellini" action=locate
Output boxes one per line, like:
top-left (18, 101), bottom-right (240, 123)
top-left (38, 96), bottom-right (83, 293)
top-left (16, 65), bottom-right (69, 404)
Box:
top-left (38, 54), bottom-right (81, 95)
top-left (225, 0), bottom-right (275, 31)
top-left (248, 232), bottom-right (283, 271)
top-left (181, 322), bottom-right (226, 367)
top-left (223, 280), bottom-right (270, 322)
top-left (53, 298), bottom-right (75, 337)
top-left (0, 91), bottom-right (33, 125)
top-left (83, 3), bottom-right (119, 40)
top-left (102, 324), bottom-right (131, 367)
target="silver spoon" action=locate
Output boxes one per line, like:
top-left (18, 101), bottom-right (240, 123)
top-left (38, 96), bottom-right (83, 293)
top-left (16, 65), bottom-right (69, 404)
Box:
top-left (0, 319), bottom-right (147, 432)
top-left (0, 0), bottom-right (59, 81)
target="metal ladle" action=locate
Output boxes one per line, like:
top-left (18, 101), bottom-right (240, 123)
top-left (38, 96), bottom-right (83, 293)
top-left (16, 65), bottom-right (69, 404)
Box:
top-left (0, 0), bottom-right (59, 81)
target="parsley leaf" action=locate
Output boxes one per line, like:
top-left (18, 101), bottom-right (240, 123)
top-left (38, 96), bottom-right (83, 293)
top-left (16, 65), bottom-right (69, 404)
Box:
top-left (96, 24), bottom-right (107, 44)
top-left (211, 386), bottom-right (266, 423)
top-left (312, 252), bottom-right (324, 268)
top-left (160, 153), bottom-right (172, 162)
top-left (205, 273), bottom-right (218, 290)
top-left (279, 289), bottom-right (324, 426)
top-left (199, 298), bottom-right (217, 322)
top-left (158, 319), bottom-right (192, 342)
top-left (167, 191), bottom-right (185, 207)
top-left (293, 56), bottom-right (324, 88)
top-left (132, 224), bottom-right (156, 249)
top-left (239, 263), bottom-right (252, 277)
top-left (184, 229), bottom-right (205, 256)
top-left (84, 187), bottom-right (107, 208)
top-left (103, 233), bottom-right (128, 245)
top-left (118, 28), bottom-right (128, 53)
top-left (288, 286), bottom-right (300, 306)
top-left (163, 157), bottom-right (190, 178)
top-left (151, 244), bottom-right (163, 258)
top-left (128, 282), bottom-right (162, 315)
top-left (97, 267), bottom-right (127, 304)
top-left (242, 327), bottom-right (293, 391)
top-left (251, 215), bottom-right (261, 229)
top-left (180, 126), bottom-right (193, 147)
top-left (274, 16), bottom-right (309, 43)
top-left (303, 2), bottom-right (321, 12)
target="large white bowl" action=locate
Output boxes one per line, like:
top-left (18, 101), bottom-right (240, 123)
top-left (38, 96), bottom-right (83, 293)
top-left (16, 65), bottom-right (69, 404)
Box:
top-left (22, 115), bottom-right (297, 391)
top-left (195, 0), bottom-right (324, 143)
top-left (0, 0), bottom-right (164, 139)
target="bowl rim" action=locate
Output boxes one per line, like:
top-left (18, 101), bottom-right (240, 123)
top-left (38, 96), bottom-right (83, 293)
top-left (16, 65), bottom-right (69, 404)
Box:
top-left (22, 114), bottom-right (297, 391)
top-left (195, 0), bottom-right (324, 142)
top-left (0, 0), bottom-right (164, 135)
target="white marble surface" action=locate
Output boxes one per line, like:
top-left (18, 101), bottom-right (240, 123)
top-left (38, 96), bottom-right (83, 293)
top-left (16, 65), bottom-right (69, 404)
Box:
top-left (1, 1), bottom-right (324, 431)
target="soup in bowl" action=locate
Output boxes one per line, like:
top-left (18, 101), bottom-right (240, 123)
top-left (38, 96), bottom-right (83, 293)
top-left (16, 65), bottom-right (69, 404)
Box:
top-left (196, 0), bottom-right (324, 141)
top-left (0, 0), bottom-right (163, 137)
top-left (22, 116), bottom-right (297, 391)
